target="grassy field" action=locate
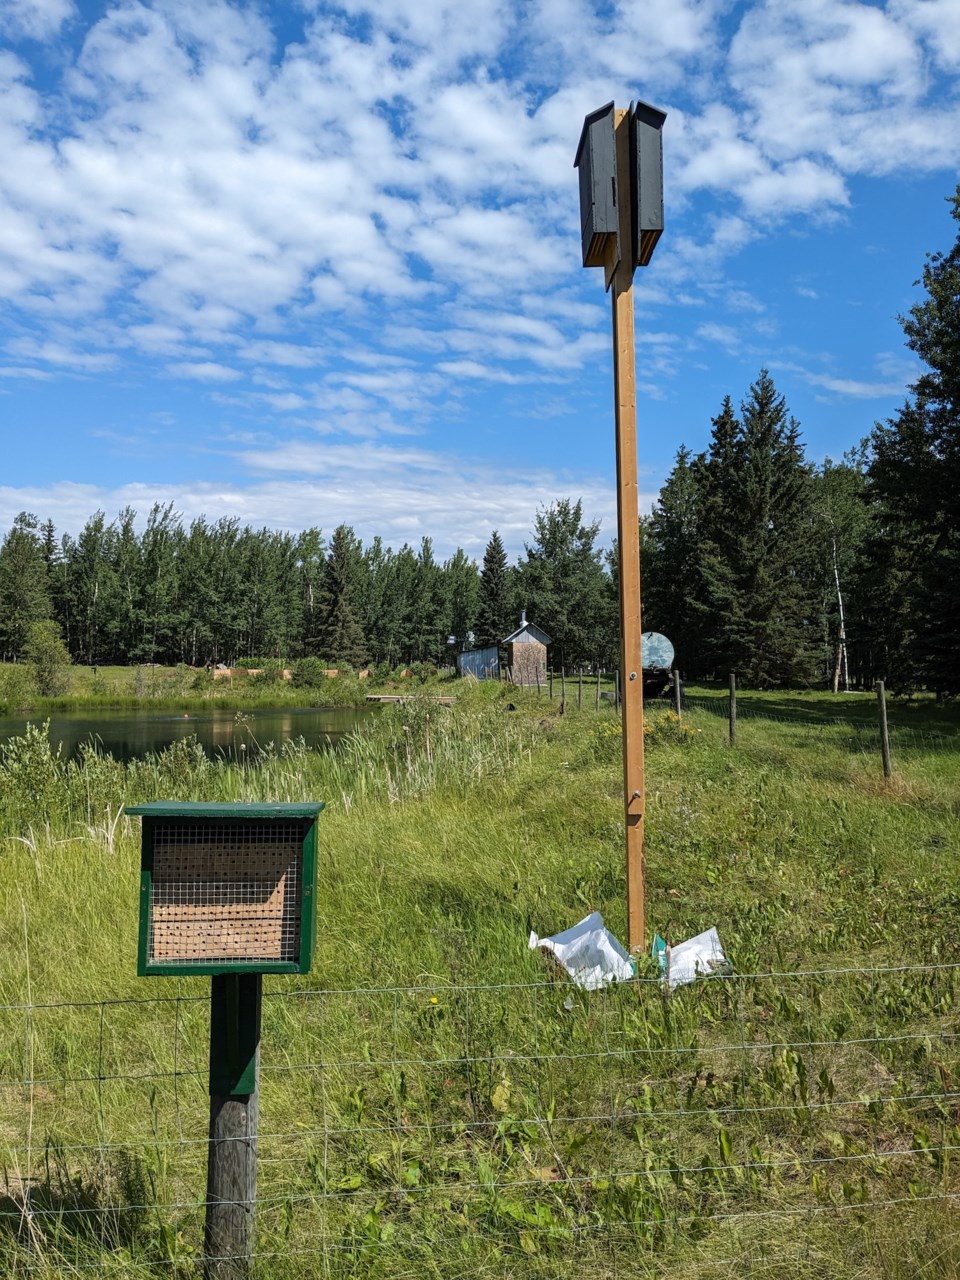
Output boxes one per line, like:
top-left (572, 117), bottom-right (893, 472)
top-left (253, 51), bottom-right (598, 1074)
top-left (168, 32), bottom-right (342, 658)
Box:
top-left (1, 683), bottom-right (959, 1276)
top-left (0, 662), bottom-right (456, 713)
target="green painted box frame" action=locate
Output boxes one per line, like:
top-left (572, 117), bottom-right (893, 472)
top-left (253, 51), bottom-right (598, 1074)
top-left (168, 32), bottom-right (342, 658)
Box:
top-left (126, 802), bottom-right (323, 977)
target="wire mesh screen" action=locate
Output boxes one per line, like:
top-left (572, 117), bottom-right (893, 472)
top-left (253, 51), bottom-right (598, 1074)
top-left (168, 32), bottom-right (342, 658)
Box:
top-left (149, 820), bottom-right (303, 965)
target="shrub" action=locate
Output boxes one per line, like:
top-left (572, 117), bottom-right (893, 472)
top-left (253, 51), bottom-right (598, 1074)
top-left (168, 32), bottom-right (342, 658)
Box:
top-left (0, 663), bottom-right (37, 713)
top-left (291, 657), bottom-right (333, 689)
top-left (0, 722), bottom-right (66, 829)
top-left (408, 662), bottom-right (437, 684)
top-left (644, 709), bottom-right (700, 746)
top-left (22, 619), bottom-right (72, 697)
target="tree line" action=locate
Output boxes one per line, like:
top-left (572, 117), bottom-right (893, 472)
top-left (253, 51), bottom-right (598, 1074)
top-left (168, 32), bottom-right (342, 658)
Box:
top-left (643, 187), bottom-right (960, 696)
top-left (0, 499), bottom-right (620, 673)
top-left (1, 188), bottom-right (957, 692)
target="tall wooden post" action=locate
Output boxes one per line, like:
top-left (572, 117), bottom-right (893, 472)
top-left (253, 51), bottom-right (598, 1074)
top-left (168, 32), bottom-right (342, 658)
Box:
top-left (611, 108), bottom-right (646, 953)
top-left (576, 97), bottom-right (665, 954)
top-left (205, 973), bottom-right (262, 1280)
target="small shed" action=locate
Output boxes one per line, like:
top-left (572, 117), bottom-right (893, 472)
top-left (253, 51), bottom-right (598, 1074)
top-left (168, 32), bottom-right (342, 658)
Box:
top-left (457, 645), bottom-right (500, 681)
top-left (503, 612), bottom-right (551, 686)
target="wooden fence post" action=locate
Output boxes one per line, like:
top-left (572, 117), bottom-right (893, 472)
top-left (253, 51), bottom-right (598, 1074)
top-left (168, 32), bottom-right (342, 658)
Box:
top-left (205, 973), bottom-right (261, 1280)
top-left (578, 667), bottom-right (583, 710)
top-left (596, 669), bottom-right (601, 711)
top-left (672, 669), bottom-right (682, 717)
top-left (876, 680), bottom-right (892, 778)
top-left (728, 672), bottom-right (737, 747)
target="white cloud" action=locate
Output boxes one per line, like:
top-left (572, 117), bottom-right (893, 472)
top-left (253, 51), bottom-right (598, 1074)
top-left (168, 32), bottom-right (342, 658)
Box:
top-left (0, 0), bottom-right (75, 41)
top-left (5, 338), bottom-right (119, 372)
top-left (773, 354), bottom-right (913, 399)
top-left (729, 0), bottom-right (960, 177)
top-left (696, 322), bottom-right (741, 352)
top-left (805, 372), bottom-right (908, 398)
top-left (0, 452), bottom-right (644, 559)
top-left (894, 0), bottom-right (960, 71)
top-left (0, 365), bottom-right (54, 380)
top-left (167, 361), bottom-right (243, 382)
top-left (0, 0), bottom-right (959, 467)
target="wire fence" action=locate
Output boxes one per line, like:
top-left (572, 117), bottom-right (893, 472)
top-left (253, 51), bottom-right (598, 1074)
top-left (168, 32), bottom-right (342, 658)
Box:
top-left (681, 694), bottom-right (960, 764)
top-left (519, 671), bottom-right (959, 757)
top-left (3, 960), bottom-right (960, 1275)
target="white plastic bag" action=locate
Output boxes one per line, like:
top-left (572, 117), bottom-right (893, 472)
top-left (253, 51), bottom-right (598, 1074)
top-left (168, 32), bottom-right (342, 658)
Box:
top-left (652, 926), bottom-right (727, 988)
top-left (529, 911), bottom-right (635, 991)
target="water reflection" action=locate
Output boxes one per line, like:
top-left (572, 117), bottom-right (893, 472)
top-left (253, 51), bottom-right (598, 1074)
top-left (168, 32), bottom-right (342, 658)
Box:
top-left (0, 706), bottom-right (372, 764)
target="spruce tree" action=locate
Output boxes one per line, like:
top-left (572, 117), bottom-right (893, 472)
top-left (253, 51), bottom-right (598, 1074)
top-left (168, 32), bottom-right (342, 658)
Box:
top-left (866, 186), bottom-right (960, 693)
top-left (654, 375), bottom-right (818, 685)
top-left (475, 530), bottom-right (511, 647)
top-left (646, 445), bottom-right (705, 670)
top-left (515, 499), bottom-right (610, 669)
top-left (314, 524), bottom-right (367, 666)
top-left (729, 372), bottom-right (817, 685)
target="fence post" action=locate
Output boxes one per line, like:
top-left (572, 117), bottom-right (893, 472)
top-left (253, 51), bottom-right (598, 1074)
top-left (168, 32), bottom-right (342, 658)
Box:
top-left (728, 672), bottom-right (737, 747)
top-left (615, 669), bottom-right (621, 713)
top-left (876, 680), bottom-right (892, 778)
top-left (549, 668), bottom-right (554, 699)
top-left (561, 666), bottom-right (566, 710)
top-left (672, 669), bottom-right (681, 717)
top-left (596, 669), bottom-right (601, 711)
top-left (578, 667), bottom-right (583, 710)
top-left (536, 666), bottom-right (541, 698)
top-left (205, 973), bottom-right (261, 1280)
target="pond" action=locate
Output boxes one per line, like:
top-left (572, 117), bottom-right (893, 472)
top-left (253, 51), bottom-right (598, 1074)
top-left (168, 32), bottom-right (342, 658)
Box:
top-left (0, 705), bottom-right (374, 764)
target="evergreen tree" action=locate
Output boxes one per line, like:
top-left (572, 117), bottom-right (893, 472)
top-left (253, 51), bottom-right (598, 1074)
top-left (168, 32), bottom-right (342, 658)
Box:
top-left (647, 375), bottom-right (819, 685)
top-left (0, 513), bottom-right (52, 659)
top-left (866, 187), bottom-right (960, 693)
top-left (645, 445), bottom-right (704, 670)
top-left (695, 396), bottom-right (744, 674)
top-left (474, 530), bottom-right (512, 647)
top-left (516, 499), bottom-right (610, 669)
top-left (40, 518), bottom-right (70, 643)
top-left (728, 373), bottom-right (817, 685)
top-left (360, 537), bottom-right (394, 665)
top-left (314, 524), bottom-right (367, 665)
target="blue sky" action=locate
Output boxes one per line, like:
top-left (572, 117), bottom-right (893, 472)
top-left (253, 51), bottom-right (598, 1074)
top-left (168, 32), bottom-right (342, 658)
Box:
top-left (1, 0), bottom-right (959, 558)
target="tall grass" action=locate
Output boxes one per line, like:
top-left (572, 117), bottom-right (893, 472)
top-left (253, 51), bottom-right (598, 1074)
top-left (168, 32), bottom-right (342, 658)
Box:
top-left (1, 684), bottom-right (959, 1276)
